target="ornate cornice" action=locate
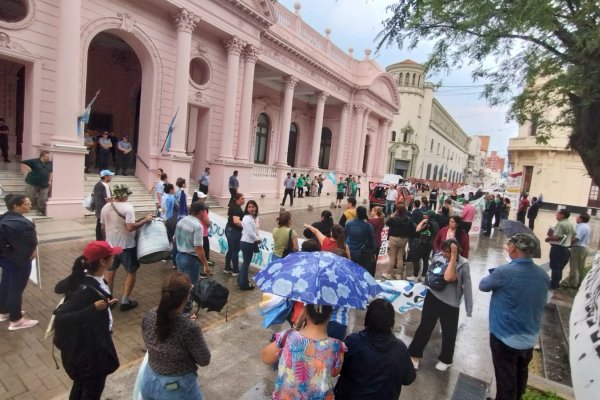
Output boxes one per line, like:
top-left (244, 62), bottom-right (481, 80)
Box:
top-left (224, 36), bottom-right (246, 56)
top-left (243, 45), bottom-right (260, 63)
top-left (174, 9), bottom-right (199, 33)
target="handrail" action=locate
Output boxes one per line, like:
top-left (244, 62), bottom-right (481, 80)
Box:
top-left (136, 154), bottom-right (150, 171)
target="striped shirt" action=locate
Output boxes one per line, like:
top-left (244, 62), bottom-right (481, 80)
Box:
top-left (330, 306), bottom-right (348, 326)
top-left (174, 215), bottom-right (203, 255)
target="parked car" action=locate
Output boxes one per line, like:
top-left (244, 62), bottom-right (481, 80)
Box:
top-left (369, 181), bottom-right (414, 210)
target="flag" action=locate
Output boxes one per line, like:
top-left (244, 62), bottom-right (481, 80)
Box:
top-left (77, 90), bottom-right (100, 136)
top-left (161, 108), bottom-right (179, 154)
top-left (326, 172), bottom-right (336, 185)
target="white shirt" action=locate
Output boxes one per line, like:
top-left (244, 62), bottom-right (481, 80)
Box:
top-left (241, 215), bottom-right (260, 243)
top-left (386, 189), bottom-right (397, 202)
top-left (101, 182), bottom-right (111, 198)
top-left (100, 201), bottom-right (136, 249)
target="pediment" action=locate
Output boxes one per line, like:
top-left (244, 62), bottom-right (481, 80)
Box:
top-left (237, 0), bottom-right (277, 22)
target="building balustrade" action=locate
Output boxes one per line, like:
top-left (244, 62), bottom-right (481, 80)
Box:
top-left (252, 164), bottom-right (278, 179)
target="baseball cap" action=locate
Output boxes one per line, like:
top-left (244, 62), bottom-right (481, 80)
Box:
top-left (507, 234), bottom-right (539, 255)
top-left (83, 241), bottom-right (123, 263)
top-left (100, 170), bottom-right (115, 177)
top-left (196, 191), bottom-right (208, 199)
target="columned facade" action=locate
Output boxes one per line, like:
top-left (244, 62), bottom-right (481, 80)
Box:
top-left (219, 36), bottom-right (245, 161)
top-left (236, 46), bottom-right (260, 162)
top-left (308, 92), bottom-right (328, 169)
top-left (275, 76), bottom-right (298, 166)
top-left (335, 103), bottom-right (351, 171)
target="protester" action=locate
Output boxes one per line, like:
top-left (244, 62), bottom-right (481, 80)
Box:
top-left (460, 199), bottom-right (475, 233)
top-left (152, 171), bottom-right (168, 214)
top-left (481, 194), bottom-right (492, 234)
top-left (516, 194), bottom-right (529, 224)
top-left (97, 132), bottom-right (112, 170)
top-left (410, 199), bottom-right (423, 224)
top-left (0, 194), bottom-right (38, 330)
top-left (304, 175), bottom-right (312, 197)
top-left (199, 166), bottom-right (210, 194)
top-left (383, 204), bottom-right (415, 280)
top-left (304, 224), bottom-right (350, 258)
top-left (434, 215), bottom-right (469, 258)
top-left (116, 135), bottom-right (132, 175)
top-left (350, 177), bottom-right (358, 198)
top-left (493, 195), bottom-right (503, 227)
top-left (317, 174), bottom-right (324, 196)
top-left (228, 170), bottom-right (239, 206)
top-left (174, 178), bottom-right (188, 218)
top-left (411, 211), bottom-right (439, 281)
top-left (296, 174), bottom-right (305, 198)
top-left (310, 175), bottom-right (319, 197)
top-left (438, 205), bottom-right (450, 228)
top-left (54, 241), bottom-right (121, 399)
top-left (303, 210), bottom-right (333, 240)
top-left (21, 150), bottom-right (52, 215)
top-left (336, 177), bottom-right (345, 208)
top-left (174, 202), bottom-right (211, 312)
top-left (544, 209), bottom-right (576, 289)
top-left (239, 200), bottom-right (260, 290)
top-left (356, 177), bottom-right (362, 198)
top-left (93, 170), bottom-right (114, 240)
top-left (141, 272), bottom-right (211, 399)
top-left (160, 183), bottom-right (178, 220)
top-left (280, 172), bottom-right (296, 207)
top-left (479, 234), bottom-right (548, 400)
top-left (527, 197), bottom-right (540, 230)
top-left (565, 213), bottom-right (591, 287)
top-left (101, 184), bottom-right (153, 311)
top-left (409, 240), bottom-right (473, 371)
top-left (224, 192), bottom-right (245, 276)
top-left (368, 207), bottom-right (385, 274)
top-left (339, 197), bottom-right (357, 227)
top-left (429, 186), bottom-right (438, 211)
top-left (334, 299), bottom-right (416, 400)
top-left (502, 197), bottom-right (511, 220)
top-left (345, 206), bottom-right (376, 275)
top-left (261, 304), bottom-right (346, 399)
top-left (385, 184), bottom-right (397, 216)
top-left (272, 211), bottom-right (299, 260)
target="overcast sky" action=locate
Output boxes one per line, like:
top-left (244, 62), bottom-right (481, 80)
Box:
top-left (278, 0), bottom-right (519, 155)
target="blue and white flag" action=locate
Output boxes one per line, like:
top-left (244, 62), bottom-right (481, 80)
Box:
top-left (77, 89), bottom-right (100, 136)
top-left (161, 108), bottom-right (179, 154)
top-left (326, 172), bottom-right (336, 185)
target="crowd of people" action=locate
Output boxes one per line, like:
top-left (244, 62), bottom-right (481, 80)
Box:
top-left (0, 163), bottom-right (594, 400)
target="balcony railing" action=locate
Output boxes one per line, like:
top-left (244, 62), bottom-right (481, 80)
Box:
top-left (252, 164), bottom-right (277, 179)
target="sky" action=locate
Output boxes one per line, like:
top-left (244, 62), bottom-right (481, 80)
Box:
top-left (277, 0), bottom-right (519, 156)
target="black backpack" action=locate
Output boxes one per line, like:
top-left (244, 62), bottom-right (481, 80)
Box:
top-left (426, 258), bottom-right (448, 291)
top-left (191, 279), bottom-right (229, 315)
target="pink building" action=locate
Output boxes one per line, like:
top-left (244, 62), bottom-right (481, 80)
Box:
top-left (0, 0), bottom-right (398, 218)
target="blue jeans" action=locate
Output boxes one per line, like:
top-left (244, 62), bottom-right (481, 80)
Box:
top-left (0, 258), bottom-right (32, 321)
top-left (385, 200), bottom-right (394, 216)
top-left (239, 241), bottom-right (254, 289)
top-left (176, 252), bottom-right (200, 314)
top-left (225, 226), bottom-right (241, 273)
top-left (140, 364), bottom-right (203, 400)
top-left (549, 245), bottom-right (571, 289)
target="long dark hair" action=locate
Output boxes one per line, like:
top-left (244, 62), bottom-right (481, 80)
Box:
top-left (365, 298), bottom-right (394, 335)
top-left (356, 206), bottom-right (368, 221)
top-left (156, 272), bottom-right (191, 341)
top-left (244, 200), bottom-right (259, 217)
top-left (61, 255), bottom-right (104, 294)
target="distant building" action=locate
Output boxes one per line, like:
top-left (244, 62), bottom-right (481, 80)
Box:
top-left (485, 151), bottom-right (505, 172)
top-left (385, 60), bottom-right (473, 184)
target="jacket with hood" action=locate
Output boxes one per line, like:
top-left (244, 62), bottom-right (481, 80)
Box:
top-left (334, 330), bottom-right (416, 400)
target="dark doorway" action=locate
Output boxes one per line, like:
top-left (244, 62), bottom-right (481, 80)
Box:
top-left (287, 123), bottom-right (298, 167)
top-left (15, 66), bottom-right (24, 155)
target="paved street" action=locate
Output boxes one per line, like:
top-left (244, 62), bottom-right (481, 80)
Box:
top-left (0, 197), bottom-right (595, 399)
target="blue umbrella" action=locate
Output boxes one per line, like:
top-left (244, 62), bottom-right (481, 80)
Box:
top-left (254, 252), bottom-right (381, 309)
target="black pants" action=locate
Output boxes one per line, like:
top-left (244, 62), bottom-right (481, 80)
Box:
top-left (490, 334), bottom-right (532, 400)
top-left (203, 235), bottom-right (210, 262)
top-left (318, 183), bottom-right (323, 196)
top-left (69, 375), bottom-right (107, 400)
top-left (493, 211), bottom-right (502, 227)
top-left (281, 188), bottom-right (294, 206)
top-left (516, 211), bottom-right (526, 224)
top-left (528, 217), bottom-right (536, 230)
top-left (228, 188), bottom-right (237, 206)
top-left (95, 218), bottom-right (104, 241)
top-left (98, 149), bottom-right (111, 170)
top-left (461, 221), bottom-right (472, 234)
top-left (116, 153), bottom-right (131, 174)
top-left (0, 134), bottom-right (9, 160)
top-left (297, 187), bottom-right (304, 197)
top-left (409, 292), bottom-right (459, 364)
top-left (0, 259), bottom-right (33, 321)
top-left (413, 242), bottom-right (433, 277)
top-left (199, 184), bottom-right (208, 195)
top-left (549, 245), bottom-right (570, 289)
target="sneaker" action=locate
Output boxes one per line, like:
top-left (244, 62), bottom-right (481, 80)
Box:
top-left (381, 272), bottom-right (394, 280)
top-left (411, 357), bottom-right (420, 370)
top-left (435, 361), bottom-right (452, 371)
top-left (8, 317), bottom-right (39, 331)
top-left (207, 261), bottom-right (215, 267)
top-left (120, 300), bottom-right (139, 312)
top-left (0, 311), bottom-right (25, 321)
top-left (223, 268), bottom-right (232, 275)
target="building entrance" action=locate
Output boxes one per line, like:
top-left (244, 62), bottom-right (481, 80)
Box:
top-left (0, 58), bottom-right (25, 162)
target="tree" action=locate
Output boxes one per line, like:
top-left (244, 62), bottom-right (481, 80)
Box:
top-left (377, 0), bottom-right (600, 185)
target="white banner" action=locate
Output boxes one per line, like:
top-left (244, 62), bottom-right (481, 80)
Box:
top-left (377, 279), bottom-right (428, 313)
top-left (449, 197), bottom-right (486, 236)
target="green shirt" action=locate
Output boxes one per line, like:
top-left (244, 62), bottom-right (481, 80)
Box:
top-left (272, 227), bottom-right (298, 257)
top-left (553, 219), bottom-right (576, 246)
top-left (297, 177), bottom-right (305, 188)
top-left (337, 182), bottom-right (345, 193)
top-left (23, 158), bottom-right (52, 188)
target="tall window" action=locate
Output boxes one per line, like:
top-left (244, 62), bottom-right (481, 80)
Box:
top-left (426, 164), bottom-right (432, 179)
top-left (433, 165), bottom-right (438, 180)
top-left (319, 127), bottom-right (332, 169)
top-left (391, 130), bottom-right (396, 142)
top-left (430, 139), bottom-right (434, 151)
top-left (362, 135), bottom-right (370, 173)
top-left (287, 123), bottom-right (298, 167)
top-left (437, 143), bottom-right (440, 155)
top-left (398, 73), bottom-right (403, 85)
top-left (254, 113), bottom-right (269, 164)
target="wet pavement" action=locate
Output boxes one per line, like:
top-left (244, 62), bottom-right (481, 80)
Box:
top-left (0, 196), bottom-right (593, 399)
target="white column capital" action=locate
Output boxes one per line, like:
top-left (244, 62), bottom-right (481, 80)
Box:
top-left (316, 91), bottom-right (329, 104)
top-left (243, 45), bottom-right (260, 63)
top-left (174, 9), bottom-right (199, 33)
top-left (224, 36), bottom-right (246, 56)
top-left (342, 103), bottom-right (352, 113)
top-left (354, 104), bottom-right (368, 114)
top-left (283, 75), bottom-right (299, 90)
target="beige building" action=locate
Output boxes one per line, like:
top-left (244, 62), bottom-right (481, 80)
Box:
top-left (508, 120), bottom-right (599, 211)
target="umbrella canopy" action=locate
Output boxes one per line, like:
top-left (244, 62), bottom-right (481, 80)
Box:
top-left (499, 219), bottom-right (542, 258)
top-left (254, 252), bottom-right (381, 309)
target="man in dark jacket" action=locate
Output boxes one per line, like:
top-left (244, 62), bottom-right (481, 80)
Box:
top-left (93, 170), bottom-right (114, 240)
top-left (527, 197), bottom-right (540, 230)
top-left (335, 299), bottom-right (415, 399)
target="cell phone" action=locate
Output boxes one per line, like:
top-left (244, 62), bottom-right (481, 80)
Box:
top-left (165, 382), bottom-right (179, 391)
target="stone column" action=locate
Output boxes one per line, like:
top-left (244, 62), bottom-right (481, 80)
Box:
top-left (350, 105), bottom-right (366, 172)
top-left (368, 119), bottom-right (386, 176)
top-left (53, 0), bottom-right (81, 142)
top-left (275, 76), bottom-right (299, 166)
top-left (335, 103), bottom-right (350, 171)
top-left (358, 109), bottom-right (371, 173)
top-left (235, 46), bottom-right (260, 162)
top-left (219, 36), bottom-right (245, 160)
top-left (308, 92), bottom-right (329, 169)
top-left (170, 9), bottom-right (199, 154)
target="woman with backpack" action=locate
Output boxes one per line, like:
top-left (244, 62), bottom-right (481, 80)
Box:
top-left (140, 271), bottom-right (211, 399)
top-left (408, 240), bottom-right (472, 372)
top-left (272, 211), bottom-right (299, 260)
top-left (53, 241), bottom-right (121, 400)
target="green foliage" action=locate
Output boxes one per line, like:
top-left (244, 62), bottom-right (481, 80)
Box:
top-left (522, 388), bottom-right (563, 400)
top-left (376, 0), bottom-right (600, 184)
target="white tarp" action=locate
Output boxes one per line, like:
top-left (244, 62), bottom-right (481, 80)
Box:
top-left (382, 174), bottom-right (404, 185)
top-left (377, 279), bottom-right (428, 313)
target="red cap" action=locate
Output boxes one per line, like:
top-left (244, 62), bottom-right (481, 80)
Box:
top-left (83, 241), bottom-right (123, 263)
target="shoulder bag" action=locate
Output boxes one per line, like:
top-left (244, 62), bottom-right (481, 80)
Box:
top-left (282, 228), bottom-right (294, 257)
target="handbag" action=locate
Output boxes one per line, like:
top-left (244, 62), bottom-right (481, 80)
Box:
top-left (282, 229), bottom-right (294, 257)
top-left (251, 242), bottom-right (260, 253)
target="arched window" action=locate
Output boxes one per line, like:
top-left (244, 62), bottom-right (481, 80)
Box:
top-left (254, 113), bottom-right (269, 164)
top-left (287, 123), bottom-right (298, 167)
top-left (412, 73), bottom-right (416, 85)
top-left (417, 74), bottom-right (421, 86)
top-left (318, 127), bottom-right (332, 169)
top-left (398, 73), bottom-right (403, 85)
top-left (404, 73), bottom-right (410, 85)
top-left (391, 130), bottom-right (396, 142)
top-left (433, 165), bottom-right (438, 180)
top-left (362, 135), bottom-right (370, 173)
top-left (426, 164), bottom-right (432, 180)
